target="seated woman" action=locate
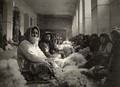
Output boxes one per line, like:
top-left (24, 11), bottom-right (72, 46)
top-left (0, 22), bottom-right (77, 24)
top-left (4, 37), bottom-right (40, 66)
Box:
top-left (99, 33), bottom-right (112, 59)
top-left (83, 33), bottom-right (113, 84)
top-left (103, 28), bottom-right (120, 87)
top-left (17, 26), bottom-right (55, 82)
top-left (39, 32), bottom-right (59, 58)
top-left (89, 33), bottom-right (101, 53)
top-left (89, 33), bottom-right (112, 67)
top-left (85, 33), bottom-right (112, 68)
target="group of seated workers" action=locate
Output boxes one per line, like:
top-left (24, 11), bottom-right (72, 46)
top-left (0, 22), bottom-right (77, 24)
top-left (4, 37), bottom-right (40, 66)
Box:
top-left (82, 33), bottom-right (112, 82)
top-left (69, 30), bottom-right (120, 87)
top-left (17, 25), bottom-right (120, 87)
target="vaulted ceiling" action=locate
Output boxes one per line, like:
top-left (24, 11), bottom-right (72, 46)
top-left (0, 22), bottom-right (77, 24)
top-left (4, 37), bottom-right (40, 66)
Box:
top-left (23, 0), bottom-right (78, 16)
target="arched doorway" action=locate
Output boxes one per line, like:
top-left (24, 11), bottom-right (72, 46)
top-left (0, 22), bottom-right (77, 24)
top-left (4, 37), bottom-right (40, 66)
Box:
top-left (24, 13), bottom-right (29, 33)
top-left (12, 7), bottom-right (21, 43)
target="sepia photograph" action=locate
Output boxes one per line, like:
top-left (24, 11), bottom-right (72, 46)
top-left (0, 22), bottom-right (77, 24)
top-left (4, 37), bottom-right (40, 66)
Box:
top-left (0, 0), bottom-right (120, 87)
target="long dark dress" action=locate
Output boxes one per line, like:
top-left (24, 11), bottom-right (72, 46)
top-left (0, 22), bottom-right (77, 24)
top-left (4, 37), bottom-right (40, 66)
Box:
top-left (103, 39), bottom-right (120, 87)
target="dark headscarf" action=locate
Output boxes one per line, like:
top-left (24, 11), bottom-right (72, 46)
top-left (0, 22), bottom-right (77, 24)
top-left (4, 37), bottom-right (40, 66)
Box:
top-left (40, 32), bottom-right (53, 43)
top-left (100, 33), bottom-right (111, 45)
top-left (111, 29), bottom-right (120, 45)
top-left (108, 28), bottom-right (120, 72)
top-left (90, 33), bottom-right (101, 52)
top-left (91, 33), bottom-right (98, 40)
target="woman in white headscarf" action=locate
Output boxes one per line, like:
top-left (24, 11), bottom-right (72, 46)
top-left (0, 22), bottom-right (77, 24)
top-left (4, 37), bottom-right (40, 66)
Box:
top-left (17, 26), bottom-right (55, 81)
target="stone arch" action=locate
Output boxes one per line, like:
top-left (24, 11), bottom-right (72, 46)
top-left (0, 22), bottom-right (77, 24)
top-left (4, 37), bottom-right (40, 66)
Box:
top-left (24, 13), bottom-right (29, 33)
top-left (12, 6), bottom-right (21, 43)
top-left (0, 0), bottom-right (7, 36)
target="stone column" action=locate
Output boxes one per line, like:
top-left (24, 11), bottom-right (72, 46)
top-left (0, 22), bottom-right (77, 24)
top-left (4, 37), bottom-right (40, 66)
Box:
top-left (79, 0), bottom-right (84, 34)
top-left (6, 0), bottom-right (14, 40)
top-left (71, 0), bottom-right (84, 36)
top-left (110, 0), bottom-right (120, 31)
top-left (83, 0), bottom-right (92, 34)
top-left (20, 12), bottom-right (24, 35)
top-left (91, 0), bottom-right (98, 33)
top-left (91, 0), bottom-right (110, 34)
top-left (72, 8), bottom-right (79, 36)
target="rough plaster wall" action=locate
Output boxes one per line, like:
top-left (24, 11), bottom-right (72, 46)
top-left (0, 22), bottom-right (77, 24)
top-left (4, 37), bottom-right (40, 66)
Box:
top-left (91, 0), bottom-right (110, 34)
top-left (37, 15), bottom-right (72, 38)
top-left (5, 0), bottom-right (37, 40)
top-left (97, 5), bottom-right (110, 34)
top-left (110, 0), bottom-right (120, 31)
top-left (92, 7), bottom-right (98, 33)
top-left (83, 0), bottom-right (92, 35)
top-left (14, 0), bottom-right (37, 35)
top-left (72, 8), bottom-right (79, 37)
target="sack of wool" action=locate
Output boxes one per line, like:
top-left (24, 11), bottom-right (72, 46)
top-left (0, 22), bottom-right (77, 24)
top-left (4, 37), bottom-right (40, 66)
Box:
top-left (48, 79), bottom-right (59, 87)
top-left (8, 59), bottom-right (20, 73)
top-left (7, 59), bottom-right (27, 87)
top-left (5, 43), bottom-right (13, 50)
top-left (8, 59), bottom-right (24, 77)
top-left (63, 53), bottom-right (87, 68)
top-left (54, 68), bottom-right (66, 83)
top-left (38, 84), bottom-right (53, 87)
top-left (12, 82), bottom-right (26, 87)
top-left (79, 47), bottom-right (90, 57)
top-left (63, 65), bottom-right (78, 72)
top-left (0, 47), bottom-right (3, 52)
top-left (61, 41), bottom-right (74, 58)
top-left (54, 58), bottom-right (65, 68)
top-left (63, 58), bottom-right (75, 68)
top-left (0, 77), bottom-right (14, 87)
top-left (0, 59), bottom-right (8, 69)
top-left (58, 40), bottom-right (72, 50)
top-left (0, 67), bottom-right (14, 87)
top-left (61, 67), bottom-right (87, 87)
top-left (0, 48), bottom-right (17, 59)
top-left (0, 69), bottom-right (12, 81)
top-left (54, 57), bottom-right (75, 68)
top-left (56, 54), bottom-right (75, 68)
top-left (54, 52), bottom-right (86, 68)
top-left (54, 66), bottom-right (97, 87)
top-left (55, 67), bottom-right (97, 87)
top-left (62, 40), bottom-right (72, 45)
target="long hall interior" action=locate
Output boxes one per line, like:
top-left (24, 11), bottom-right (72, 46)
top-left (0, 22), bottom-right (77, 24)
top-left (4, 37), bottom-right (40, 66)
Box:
top-left (0, 0), bottom-right (120, 87)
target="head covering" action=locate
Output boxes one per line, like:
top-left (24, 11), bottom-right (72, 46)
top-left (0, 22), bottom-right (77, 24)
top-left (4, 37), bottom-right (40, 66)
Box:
top-left (91, 33), bottom-right (98, 40)
top-left (24, 26), bottom-right (40, 40)
top-left (24, 26), bottom-right (40, 44)
top-left (40, 31), bottom-right (53, 42)
top-left (100, 33), bottom-right (111, 45)
top-left (111, 28), bottom-right (120, 38)
top-left (111, 28), bottom-right (120, 45)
